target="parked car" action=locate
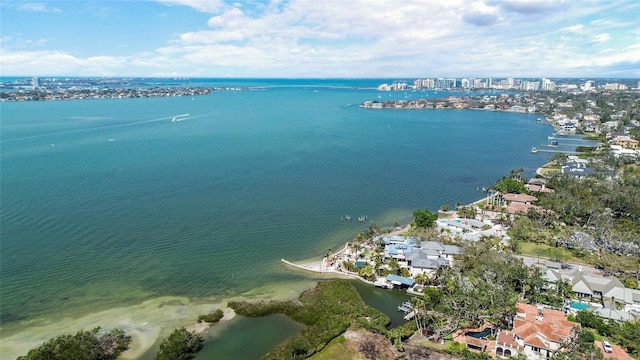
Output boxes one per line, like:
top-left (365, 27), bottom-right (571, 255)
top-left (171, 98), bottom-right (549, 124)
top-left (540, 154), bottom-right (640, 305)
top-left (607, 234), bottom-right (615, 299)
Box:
top-left (602, 340), bottom-right (612, 353)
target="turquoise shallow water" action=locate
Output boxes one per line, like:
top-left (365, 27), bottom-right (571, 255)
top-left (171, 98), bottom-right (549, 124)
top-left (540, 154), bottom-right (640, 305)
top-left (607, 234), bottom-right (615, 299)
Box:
top-left (1, 79), bottom-right (552, 356)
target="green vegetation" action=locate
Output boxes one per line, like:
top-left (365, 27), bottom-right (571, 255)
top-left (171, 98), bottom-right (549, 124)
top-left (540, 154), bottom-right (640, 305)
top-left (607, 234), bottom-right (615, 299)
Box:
top-left (229, 279), bottom-right (390, 360)
top-left (571, 310), bottom-right (640, 357)
top-left (494, 162), bottom-right (640, 275)
top-left (492, 176), bottom-right (527, 194)
top-left (197, 309), bottom-right (224, 324)
top-left (412, 208), bottom-right (438, 228)
top-left (411, 242), bottom-right (569, 342)
top-left (306, 335), bottom-right (359, 360)
top-left (550, 328), bottom-right (604, 360)
top-left (17, 327), bottom-right (131, 360)
top-left (516, 241), bottom-right (577, 263)
top-left (155, 328), bottom-right (204, 360)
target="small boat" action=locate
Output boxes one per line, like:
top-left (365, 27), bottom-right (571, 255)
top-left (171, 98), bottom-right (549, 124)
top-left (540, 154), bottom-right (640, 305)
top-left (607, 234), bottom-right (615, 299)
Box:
top-left (549, 141), bottom-right (559, 147)
top-left (108, 138), bottom-right (116, 142)
top-left (531, 147), bottom-right (538, 154)
top-left (171, 113), bottom-right (190, 122)
top-left (397, 301), bottom-right (413, 313)
top-left (548, 136), bottom-right (555, 140)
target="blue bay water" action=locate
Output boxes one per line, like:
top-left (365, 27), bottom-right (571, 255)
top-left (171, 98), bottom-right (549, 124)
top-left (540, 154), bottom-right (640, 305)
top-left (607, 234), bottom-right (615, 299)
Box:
top-left (1, 79), bottom-right (552, 357)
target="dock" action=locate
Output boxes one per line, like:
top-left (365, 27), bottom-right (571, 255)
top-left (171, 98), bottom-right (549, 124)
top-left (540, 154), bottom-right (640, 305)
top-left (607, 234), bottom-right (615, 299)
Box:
top-left (404, 310), bottom-right (416, 321)
top-left (398, 301), bottom-right (413, 313)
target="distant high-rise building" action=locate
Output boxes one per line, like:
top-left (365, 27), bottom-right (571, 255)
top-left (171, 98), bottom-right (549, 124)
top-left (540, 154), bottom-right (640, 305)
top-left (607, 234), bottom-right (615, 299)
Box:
top-left (583, 80), bottom-right (595, 91)
top-left (541, 78), bottom-right (555, 91)
top-left (521, 81), bottom-right (540, 91)
top-left (32, 77), bottom-right (40, 89)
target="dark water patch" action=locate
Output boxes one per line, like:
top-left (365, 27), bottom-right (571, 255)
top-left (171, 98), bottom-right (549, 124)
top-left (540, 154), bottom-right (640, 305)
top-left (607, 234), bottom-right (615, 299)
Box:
top-left (194, 315), bottom-right (304, 360)
top-left (351, 280), bottom-right (411, 328)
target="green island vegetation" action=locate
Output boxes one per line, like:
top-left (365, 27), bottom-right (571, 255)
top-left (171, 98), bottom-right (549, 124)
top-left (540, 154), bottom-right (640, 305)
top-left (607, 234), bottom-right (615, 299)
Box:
top-left (228, 279), bottom-right (397, 359)
top-left (16, 327), bottom-right (131, 360)
top-left (197, 309), bottom-right (224, 324)
top-left (15, 323), bottom-right (205, 360)
top-left (155, 328), bottom-right (204, 360)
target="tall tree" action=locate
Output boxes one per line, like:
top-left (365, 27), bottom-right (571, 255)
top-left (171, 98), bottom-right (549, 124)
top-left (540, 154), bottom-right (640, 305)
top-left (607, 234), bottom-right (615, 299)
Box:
top-left (156, 328), bottom-right (203, 360)
top-left (413, 208), bottom-right (438, 228)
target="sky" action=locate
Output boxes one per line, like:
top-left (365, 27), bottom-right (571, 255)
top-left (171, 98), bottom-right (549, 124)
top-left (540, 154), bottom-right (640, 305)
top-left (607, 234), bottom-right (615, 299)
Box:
top-left (0, 0), bottom-right (639, 78)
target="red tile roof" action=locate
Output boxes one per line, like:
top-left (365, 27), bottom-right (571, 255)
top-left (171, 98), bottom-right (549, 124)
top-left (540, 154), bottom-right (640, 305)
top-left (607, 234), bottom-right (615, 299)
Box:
top-left (512, 303), bottom-right (579, 352)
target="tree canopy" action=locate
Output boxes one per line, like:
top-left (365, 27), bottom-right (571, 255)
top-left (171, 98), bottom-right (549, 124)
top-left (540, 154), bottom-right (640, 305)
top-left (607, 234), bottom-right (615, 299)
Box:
top-left (17, 327), bottom-right (131, 360)
top-left (492, 176), bottom-right (527, 194)
top-left (413, 208), bottom-right (438, 228)
top-left (156, 328), bottom-right (203, 360)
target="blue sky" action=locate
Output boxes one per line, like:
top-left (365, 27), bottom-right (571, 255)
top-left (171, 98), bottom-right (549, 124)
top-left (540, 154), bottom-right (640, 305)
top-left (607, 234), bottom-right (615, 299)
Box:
top-left (1, 0), bottom-right (638, 78)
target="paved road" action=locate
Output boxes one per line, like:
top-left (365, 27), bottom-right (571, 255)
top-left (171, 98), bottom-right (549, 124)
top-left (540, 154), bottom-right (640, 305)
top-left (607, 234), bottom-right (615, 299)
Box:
top-left (514, 254), bottom-right (604, 276)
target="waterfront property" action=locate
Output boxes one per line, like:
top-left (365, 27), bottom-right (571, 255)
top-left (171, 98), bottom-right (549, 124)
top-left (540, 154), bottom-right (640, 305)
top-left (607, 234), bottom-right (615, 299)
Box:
top-left (561, 157), bottom-right (596, 178)
top-left (501, 193), bottom-right (539, 215)
top-left (524, 178), bottom-right (554, 193)
top-left (381, 236), bottom-right (460, 277)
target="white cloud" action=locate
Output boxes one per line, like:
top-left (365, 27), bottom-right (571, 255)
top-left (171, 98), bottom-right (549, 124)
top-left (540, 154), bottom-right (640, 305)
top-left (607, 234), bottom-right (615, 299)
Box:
top-left (15, 2), bottom-right (61, 13)
top-left (591, 33), bottom-right (610, 43)
top-left (561, 24), bottom-right (584, 33)
top-left (462, 1), bottom-right (503, 27)
top-left (0, 50), bottom-right (128, 76)
top-left (0, 0), bottom-right (638, 77)
top-left (156, 0), bottom-right (224, 13)
top-left (207, 7), bottom-right (245, 27)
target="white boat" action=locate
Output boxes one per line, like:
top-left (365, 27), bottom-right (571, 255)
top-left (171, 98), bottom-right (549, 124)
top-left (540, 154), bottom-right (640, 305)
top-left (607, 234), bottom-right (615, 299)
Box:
top-left (171, 113), bottom-right (190, 122)
top-left (397, 301), bottom-right (413, 313)
top-left (531, 147), bottom-right (538, 153)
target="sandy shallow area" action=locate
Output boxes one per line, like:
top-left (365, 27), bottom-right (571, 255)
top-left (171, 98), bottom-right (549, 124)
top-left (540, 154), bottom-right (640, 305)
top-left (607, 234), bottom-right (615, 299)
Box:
top-left (1, 278), bottom-right (316, 360)
top-left (0, 296), bottom-right (221, 359)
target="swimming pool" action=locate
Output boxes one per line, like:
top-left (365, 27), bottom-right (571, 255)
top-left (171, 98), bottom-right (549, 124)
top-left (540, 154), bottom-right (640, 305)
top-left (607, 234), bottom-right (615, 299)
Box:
top-left (465, 327), bottom-right (494, 339)
top-left (571, 301), bottom-right (590, 310)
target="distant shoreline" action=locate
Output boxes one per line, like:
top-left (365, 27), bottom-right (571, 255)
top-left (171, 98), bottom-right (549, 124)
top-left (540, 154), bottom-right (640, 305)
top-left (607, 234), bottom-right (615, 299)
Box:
top-left (0, 86), bottom-right (257, 102)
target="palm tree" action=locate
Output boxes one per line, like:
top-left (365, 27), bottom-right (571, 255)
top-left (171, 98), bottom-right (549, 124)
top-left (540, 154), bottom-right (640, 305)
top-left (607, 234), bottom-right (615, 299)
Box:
top-left (415, 272), bottom-right (430, 286)
top-left (411, 297), bottom-right (426, 337)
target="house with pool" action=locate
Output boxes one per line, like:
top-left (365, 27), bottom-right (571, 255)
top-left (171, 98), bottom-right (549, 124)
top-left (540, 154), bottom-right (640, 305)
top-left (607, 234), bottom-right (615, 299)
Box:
top-left (436, 218), bottom-right (486, 242)
top-left (381, 236), bottom-right (460, 277)
top-left (544, 268), bottom-right (640, 319)
top-left (495, 303), bottom-right (579, 359)
top-left (455, 303), bottom-right (579, 359)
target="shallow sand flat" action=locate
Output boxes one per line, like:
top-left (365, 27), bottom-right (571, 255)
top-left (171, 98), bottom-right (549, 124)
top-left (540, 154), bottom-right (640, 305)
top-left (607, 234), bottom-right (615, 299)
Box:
top-left (1, 279), bottom-right (317, 360)
top-left (0, 296), bottom-right (227, 360)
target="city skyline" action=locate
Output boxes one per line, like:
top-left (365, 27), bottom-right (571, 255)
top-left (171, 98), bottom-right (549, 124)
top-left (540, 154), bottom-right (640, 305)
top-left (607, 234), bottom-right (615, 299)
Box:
top-left (1, 0), bottom-right (639, 78)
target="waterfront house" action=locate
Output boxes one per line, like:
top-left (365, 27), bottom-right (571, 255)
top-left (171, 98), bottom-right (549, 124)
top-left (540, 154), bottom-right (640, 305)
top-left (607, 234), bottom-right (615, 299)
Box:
top-left (611, 135), bottom-right (639, 150)
top-left (501, 193), bottom-right (539, 215)
top-left (561, 158), bottom-right (596, 179)
top-left (525, 178), bottom-right (554, 193)
top-left (381, 236), bottom-right (460, 277)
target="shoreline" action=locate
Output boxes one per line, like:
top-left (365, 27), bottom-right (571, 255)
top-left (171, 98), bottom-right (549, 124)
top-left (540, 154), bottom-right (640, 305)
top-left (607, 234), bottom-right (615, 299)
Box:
top-left (281, 224), bottom-right (412, 286)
